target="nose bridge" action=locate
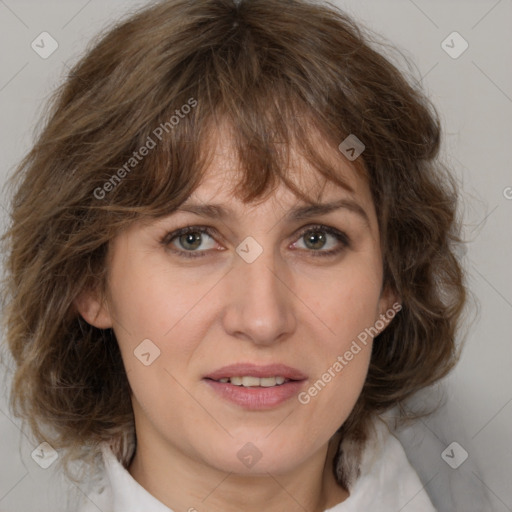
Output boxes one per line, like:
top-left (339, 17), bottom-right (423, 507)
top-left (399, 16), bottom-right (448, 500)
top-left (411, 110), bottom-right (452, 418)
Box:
top-left (222, 240), bottom-right (296, 344)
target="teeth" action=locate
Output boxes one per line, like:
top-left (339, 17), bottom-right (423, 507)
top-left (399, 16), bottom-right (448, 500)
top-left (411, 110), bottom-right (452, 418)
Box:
top-left (217, 376), bottom-right (287, 387)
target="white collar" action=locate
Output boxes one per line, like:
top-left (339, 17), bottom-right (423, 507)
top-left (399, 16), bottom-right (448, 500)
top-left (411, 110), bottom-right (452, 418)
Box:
top-left (80, 416), bottom-right (436, 511)
top-left (325, 417), bottom-right (437, 511)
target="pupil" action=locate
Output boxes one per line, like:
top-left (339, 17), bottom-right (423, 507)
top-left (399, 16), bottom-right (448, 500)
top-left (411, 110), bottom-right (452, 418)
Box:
top-left (305, 231), bottom-right (325, 250)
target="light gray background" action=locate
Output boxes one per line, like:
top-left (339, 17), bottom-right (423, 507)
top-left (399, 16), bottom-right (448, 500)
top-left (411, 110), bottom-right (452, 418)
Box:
top-left (0, 0), bottom-right (511, 511)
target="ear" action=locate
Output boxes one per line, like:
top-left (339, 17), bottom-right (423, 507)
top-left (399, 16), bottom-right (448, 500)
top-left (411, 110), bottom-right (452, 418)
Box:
top-left (375, 285), bottom-right (401, 335)
top-left (74, 287), bottom-right (113, 329)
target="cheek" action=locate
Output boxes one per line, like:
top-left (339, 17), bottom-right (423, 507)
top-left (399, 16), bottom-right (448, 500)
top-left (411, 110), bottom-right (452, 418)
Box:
top-left (298, 249), bottom-right (383, 348)
top-left (107, 249), bottom-right (224, 399)
top-left (107, 257), bottom-right (206, 432)
top-left (298, 305), bottom-right (375, 436)
top-left (291, 255), bottom-right (381, 417)
top-left (108, 248), bottom-right (206, 340)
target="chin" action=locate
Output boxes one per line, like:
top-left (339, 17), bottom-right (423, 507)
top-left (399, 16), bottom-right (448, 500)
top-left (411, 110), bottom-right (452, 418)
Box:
top-left (199, 437), bottom-right (308, 476)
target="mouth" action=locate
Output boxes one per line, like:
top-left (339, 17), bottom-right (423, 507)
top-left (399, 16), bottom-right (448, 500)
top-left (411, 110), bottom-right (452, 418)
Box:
top-left (203, 363), bottom-right (307, 409)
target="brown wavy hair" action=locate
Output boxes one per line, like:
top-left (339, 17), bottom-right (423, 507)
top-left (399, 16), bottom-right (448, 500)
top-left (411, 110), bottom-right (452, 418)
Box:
top-left (1, 0), bottom-right (467, 490)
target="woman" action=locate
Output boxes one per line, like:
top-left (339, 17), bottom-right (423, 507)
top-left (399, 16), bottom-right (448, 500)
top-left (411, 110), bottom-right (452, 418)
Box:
top-left (2, 0), bottom-right (466, 510)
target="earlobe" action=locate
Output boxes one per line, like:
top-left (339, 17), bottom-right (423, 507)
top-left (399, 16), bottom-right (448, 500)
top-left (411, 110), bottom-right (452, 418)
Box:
top-left (74, 288), bottom-right (113, 329)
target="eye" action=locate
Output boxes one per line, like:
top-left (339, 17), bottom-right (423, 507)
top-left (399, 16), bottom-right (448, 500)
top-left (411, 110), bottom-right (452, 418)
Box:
top-left (161, 226), bottom-right (219, 258)
top-left (291, 224), bottom-right (350, 257)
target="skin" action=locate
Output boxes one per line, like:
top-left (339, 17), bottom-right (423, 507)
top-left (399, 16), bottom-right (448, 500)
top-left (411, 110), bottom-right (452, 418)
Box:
top-left (76, 127), bottom-right (397, 512)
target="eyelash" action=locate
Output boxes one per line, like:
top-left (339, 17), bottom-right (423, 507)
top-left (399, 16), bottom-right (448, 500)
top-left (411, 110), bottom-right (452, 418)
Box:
top-left (160, 224), bottom-right (350, 259)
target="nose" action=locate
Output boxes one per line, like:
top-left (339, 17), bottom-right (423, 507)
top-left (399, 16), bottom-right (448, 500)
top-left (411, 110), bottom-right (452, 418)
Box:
top-left (221, 244), bottom-right (297, 346)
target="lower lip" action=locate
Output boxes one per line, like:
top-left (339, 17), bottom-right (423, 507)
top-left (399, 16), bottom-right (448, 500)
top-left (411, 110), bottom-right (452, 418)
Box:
top-left (204, 379), bottom-right (306, 409)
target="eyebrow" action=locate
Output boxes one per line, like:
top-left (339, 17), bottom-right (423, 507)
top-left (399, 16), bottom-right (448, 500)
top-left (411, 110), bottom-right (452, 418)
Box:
top-left (175, 198), bottom-right (370, 226)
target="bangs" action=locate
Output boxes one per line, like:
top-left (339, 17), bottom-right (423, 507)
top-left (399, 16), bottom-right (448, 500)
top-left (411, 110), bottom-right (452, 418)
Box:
top-left (93, 84), bottom-right (365, 226)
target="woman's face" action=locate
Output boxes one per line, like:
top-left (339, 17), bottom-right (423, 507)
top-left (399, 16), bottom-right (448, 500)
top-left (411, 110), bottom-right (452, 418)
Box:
top-left (78, 130), bottom-right (396, 477)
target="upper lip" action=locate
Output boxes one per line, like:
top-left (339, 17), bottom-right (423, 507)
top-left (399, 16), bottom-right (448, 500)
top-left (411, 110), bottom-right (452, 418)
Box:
top-left (204, 363), bottom-right (308, 381)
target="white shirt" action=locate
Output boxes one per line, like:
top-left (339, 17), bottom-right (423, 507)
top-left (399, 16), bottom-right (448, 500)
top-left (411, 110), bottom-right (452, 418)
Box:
top-left (77, 416), bottom-right (437, 511)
